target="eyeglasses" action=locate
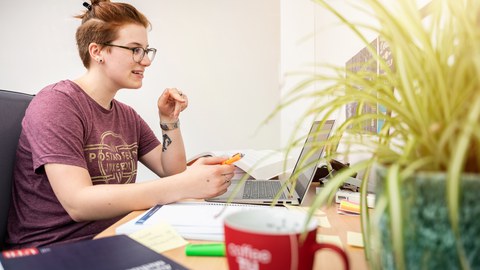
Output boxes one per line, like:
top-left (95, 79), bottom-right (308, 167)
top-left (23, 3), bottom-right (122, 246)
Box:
top-left (102, 43), bottom-right (157, 63)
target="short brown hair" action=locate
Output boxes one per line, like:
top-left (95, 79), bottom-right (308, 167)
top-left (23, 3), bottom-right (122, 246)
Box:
top-left (74, 0), bottom-right (151, 68)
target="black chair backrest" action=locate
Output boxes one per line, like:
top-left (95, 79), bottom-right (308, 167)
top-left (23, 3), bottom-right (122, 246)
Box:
top-left (0, 90), bottom-right (34, 250)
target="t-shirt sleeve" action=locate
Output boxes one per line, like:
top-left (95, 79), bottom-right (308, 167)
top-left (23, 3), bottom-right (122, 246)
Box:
top-left (135, 113), bottom-right (161, 158)
top-left (25, 89), bottom-right (88, 172)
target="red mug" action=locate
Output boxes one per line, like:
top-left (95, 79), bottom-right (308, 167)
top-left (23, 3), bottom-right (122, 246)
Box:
top-left (224, 208), bottom-right (349, 270)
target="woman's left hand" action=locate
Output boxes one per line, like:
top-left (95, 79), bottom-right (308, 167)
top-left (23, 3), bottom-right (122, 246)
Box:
top-left (157, 88), bottom-right (188, 121)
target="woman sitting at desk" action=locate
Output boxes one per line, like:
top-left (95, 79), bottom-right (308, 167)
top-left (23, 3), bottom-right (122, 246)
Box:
top-left (6, 0), bottom-right (235, 249)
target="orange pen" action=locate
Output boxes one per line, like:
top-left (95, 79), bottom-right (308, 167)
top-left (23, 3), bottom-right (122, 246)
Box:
top-left (222, 153), bottom-right (244, 165)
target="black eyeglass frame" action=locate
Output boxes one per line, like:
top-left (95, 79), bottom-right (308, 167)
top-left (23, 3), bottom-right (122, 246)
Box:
top-left (101, 43), bottom-right (157, 63)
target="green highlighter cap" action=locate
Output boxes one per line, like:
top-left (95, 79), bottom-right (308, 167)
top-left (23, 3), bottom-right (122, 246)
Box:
top-left (185, 243), bottom-right (226, 257)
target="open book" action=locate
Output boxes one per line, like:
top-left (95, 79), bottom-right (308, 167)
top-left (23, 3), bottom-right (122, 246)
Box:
top-left (187, 149), bottom-right (295, 180)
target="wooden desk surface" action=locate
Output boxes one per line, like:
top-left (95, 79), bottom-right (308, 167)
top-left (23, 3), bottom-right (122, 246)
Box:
top-left (95, 184), bottom-right (369, 270)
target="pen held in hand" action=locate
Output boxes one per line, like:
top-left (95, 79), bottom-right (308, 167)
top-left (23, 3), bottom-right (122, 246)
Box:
top-left (222, 153), bottom-right (244, 165)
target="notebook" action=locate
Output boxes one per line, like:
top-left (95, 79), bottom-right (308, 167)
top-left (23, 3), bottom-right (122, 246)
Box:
top-left (207, 120), bottom-right (335, 205)
top-left (116, 202), bottom-right (277, 241)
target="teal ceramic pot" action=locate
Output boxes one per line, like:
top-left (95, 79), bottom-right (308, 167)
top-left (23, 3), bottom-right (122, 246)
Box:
top-left (372, 168), bottom-right (480, 270)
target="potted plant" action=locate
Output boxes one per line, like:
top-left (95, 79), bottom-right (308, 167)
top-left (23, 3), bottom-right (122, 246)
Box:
top-left (270, 0), bottom-right (480, 269)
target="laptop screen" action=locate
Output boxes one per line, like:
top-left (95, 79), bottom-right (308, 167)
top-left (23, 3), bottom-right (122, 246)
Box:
top-left (292, 120), bottom-right (335, 201)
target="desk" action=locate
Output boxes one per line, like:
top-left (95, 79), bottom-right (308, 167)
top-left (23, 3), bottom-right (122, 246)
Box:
top-left (95, 184), bottom-right (369, 270)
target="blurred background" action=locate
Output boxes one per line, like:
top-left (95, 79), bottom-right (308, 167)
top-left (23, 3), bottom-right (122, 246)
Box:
top-left (0, 0), bottom-right (378, 180)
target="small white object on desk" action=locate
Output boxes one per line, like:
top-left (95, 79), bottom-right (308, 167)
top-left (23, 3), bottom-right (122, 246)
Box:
top-left (347, 231), bottom-right (364, 248)
top-left (335, 190), bottom-right (375, 208)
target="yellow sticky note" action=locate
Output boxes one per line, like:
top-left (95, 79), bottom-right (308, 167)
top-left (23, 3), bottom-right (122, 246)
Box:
top-left (317, 234), bottom-right (343, 247)
top-left (347, 231), bottom-right (364, 248)
top-left (338, 200), bottom-right (360, 215)
top-left (317, 216), bottom-right (331, 228)
top-left (128, 222), bottom-right (188, 253)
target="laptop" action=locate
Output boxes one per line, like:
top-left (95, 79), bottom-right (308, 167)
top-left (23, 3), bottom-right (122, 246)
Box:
top-left (207, 120), bottom-right (335, 206)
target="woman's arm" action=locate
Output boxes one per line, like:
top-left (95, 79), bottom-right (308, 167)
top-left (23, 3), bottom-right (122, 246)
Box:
top-left (45, 156), bottom-right (234, 222)
top-left (140, 129), bottom-right (186, 177)
top-left (141, 87), bottom-right (188, 176)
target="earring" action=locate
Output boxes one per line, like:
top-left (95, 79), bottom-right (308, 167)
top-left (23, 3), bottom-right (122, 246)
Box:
top-left (98, 59), bottom-right (103, 63)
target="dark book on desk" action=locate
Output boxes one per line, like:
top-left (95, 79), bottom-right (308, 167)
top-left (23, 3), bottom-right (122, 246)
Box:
top-left (0, 235), bottom-right (188, 270)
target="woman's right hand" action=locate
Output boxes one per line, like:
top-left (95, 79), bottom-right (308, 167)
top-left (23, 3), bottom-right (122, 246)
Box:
top-left (181, 156), bottom-right (236, 199)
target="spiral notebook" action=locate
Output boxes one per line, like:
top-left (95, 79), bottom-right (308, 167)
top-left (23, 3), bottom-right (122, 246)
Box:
top-left (116, 202), bottom-right (282, 241)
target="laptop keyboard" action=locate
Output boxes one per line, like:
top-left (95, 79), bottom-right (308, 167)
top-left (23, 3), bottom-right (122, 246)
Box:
top-left (243, 181), bottom-right (287, 199)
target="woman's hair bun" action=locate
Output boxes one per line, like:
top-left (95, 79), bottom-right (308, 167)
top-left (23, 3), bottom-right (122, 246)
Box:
top-left (82, 0), bottom-right (110, 11)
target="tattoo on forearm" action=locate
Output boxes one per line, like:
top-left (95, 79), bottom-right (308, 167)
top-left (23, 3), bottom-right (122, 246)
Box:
top-left (162, 133), bottom-right (172, 152)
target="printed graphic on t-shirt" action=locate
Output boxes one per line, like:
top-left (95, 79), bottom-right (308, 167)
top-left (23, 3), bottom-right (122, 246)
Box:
top-left (84, 131), bottom-right (138, 184)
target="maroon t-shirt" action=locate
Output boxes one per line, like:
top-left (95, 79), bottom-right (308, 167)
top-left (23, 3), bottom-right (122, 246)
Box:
top-left (6, 80), bottom-right (160, 248)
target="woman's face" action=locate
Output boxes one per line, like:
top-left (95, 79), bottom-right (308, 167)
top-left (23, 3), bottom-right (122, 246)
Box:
top-left (102, 23), bottom-right (152, 90)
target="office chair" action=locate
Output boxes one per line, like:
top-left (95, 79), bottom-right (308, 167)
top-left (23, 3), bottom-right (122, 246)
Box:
top-left (0, 89), bottom-right (34, 250)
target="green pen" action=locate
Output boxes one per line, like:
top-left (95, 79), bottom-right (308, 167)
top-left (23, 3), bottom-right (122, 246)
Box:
top-left (185, 243), bottom-right (226, 257)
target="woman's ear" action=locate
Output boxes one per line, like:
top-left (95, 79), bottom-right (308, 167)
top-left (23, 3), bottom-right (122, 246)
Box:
top-left (88, 43), bottom-right (104, 64)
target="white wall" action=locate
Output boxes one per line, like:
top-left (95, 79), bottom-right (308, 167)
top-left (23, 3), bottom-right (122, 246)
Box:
top-left (0, 0), bottom-right (280, 181)
top-left (0, 0), bottom-right (405, 180)
top-left (280, 0), bottom-right (378, 159)
top-left (279, 0), bottom-right (315, 157)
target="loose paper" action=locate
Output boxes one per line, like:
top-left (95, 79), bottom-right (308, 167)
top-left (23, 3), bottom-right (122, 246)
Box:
top-left (347, 231), bottom-right (364, 248)
top-left (317, 234), bottom-right (343, 247)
